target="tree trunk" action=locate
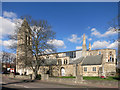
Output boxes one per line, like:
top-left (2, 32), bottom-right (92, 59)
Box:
top-left (32, 69), bottom-right (38, 80)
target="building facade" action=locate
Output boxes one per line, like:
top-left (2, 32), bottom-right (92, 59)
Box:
top-left (16, 19), bottom-right (116, 77)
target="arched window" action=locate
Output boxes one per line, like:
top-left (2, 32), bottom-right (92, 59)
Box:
top-left (108, 51), bottom-right (114, 62)
top-left (64, 60), bottom-right (67, 64)
top-left (66, 60), bottom-right (67, 64)
top-left (25, 35), bottom-right (27, 45)
top-left (28, 36), bottom-right (30, 45)
top-left (64, 60), bottom-right (66, 64)
top-left (110, 56), bottom-right (112, 62)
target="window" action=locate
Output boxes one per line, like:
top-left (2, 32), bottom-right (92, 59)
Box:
top-left (66, 60), bottom-right (67, 64)
top-left (93, 67), bottom-right (96, 71)
top-left (64, 60), bottom-right (65, 64)
top-left (84, 67), bottom-right (87, 72)
top-left (110, 56), bottom-right (112, 62)
top-left (108, 51), bottom-right (114, 62)
top-left (56, 55), bottom-right (59, 58)
top-left (28, 36), bottom-right (30, 45)
top-left (58, 59), bottom-right (62, 65)
top-left (64, 60), bottom-right (67, 64)
top-left (112, 58), bottom-right (114, 62)
top-left (66, 51), bottom-right (76, 58)
top-left (25, 35), bottom-right (27, 45)
top-left (99, 51), bottom-right (101, 55)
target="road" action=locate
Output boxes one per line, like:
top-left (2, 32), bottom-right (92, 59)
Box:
top-left (1, 76), bottom-right (119, 90)
top-left (1, 76), bottom-right (92, 89)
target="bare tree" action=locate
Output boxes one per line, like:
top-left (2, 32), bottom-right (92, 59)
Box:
top-left (9, 16), bottom-right (56, 79)
top-left (1, 51), bottom-right (16, 71)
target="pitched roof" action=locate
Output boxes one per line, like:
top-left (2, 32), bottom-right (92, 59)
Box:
top-left (69, 57), bottom-right (84, 64)
top-left (82, 55), bottom-right (103, 65)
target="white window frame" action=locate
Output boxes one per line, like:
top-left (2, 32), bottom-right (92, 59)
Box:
top-left (84, 67), bottom-right (87, 72)
top-left (93, 67), bottom-right (96, 71)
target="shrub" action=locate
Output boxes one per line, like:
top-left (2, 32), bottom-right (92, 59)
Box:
top-left (36, 74), bottom-right (41, 80)
top-left (69, 74), bottom-right (73, 76)
top-left (15, 72), bottom-right (20, 75)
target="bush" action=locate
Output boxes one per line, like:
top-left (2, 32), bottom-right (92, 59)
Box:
top-left (15, 72), bottom-right (20, 75)
top-left (69, 74), bottom-right (73, 76)
top-left (36, 74), bottom-right (41, 80)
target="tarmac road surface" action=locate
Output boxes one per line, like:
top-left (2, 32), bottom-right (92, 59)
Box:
top-left (1, 76), bottom-right (90, 89)
top-left (1, 76), bottom-right (119, 90)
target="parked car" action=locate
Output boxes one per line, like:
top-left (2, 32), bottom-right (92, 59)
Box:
top-left (2, 71), bottom-right (10, 74)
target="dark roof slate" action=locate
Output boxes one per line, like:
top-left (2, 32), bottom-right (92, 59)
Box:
top-left (69, 57), bottom-right (84, 64)
top-left (82, 55), bottom-right (103, 65)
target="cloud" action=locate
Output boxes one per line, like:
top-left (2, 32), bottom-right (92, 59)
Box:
top-left (91, 27), bottom-right (117, 38)
top-left (76, 46), bottom-right (82, 50)
top-left (0, 17), bottom-right (16, 38)
top-left (0, 11), bottom-right (23, 39)
top-left (3, 11), bottom-right (17, 18)
top-left (47, 39), bottom-right (66, 49)
top-left (107, 40), bottom-right (118, 49)
top-left (88, 38), bottom-right (92, 41)
top-left (68, 34), bottom-right (80, 43)
top-left (68, 34), bottom-right (82, 43)
top-left (92, 40), bottom-right (118, 49)
top-left (0, 39), bottom-right (17, 49)
top-left (92, 41), bottom-right (110, 49)
top-left (44, 49), bottom-right (54, 54)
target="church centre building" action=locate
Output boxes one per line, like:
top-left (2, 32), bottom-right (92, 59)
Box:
top-left (16, 19), bottom-right (116, 77)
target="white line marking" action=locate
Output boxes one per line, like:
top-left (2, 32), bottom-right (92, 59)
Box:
top-left (12, 84), bottom-right (29, 88)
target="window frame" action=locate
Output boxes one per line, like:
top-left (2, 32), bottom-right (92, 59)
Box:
top-left (93, 67), bottom-right (96, 71)
top-left (84, 67), bottom-right (87, 72)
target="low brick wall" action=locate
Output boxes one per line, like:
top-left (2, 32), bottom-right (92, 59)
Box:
top-left (2, 74), bottom-right (30, 80)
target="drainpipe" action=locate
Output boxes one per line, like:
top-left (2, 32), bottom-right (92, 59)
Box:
top-left (76, 64), bottom-right (78, 76)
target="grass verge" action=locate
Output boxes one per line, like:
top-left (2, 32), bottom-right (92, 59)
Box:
top-left (83, 76), bottom-right (119, 81)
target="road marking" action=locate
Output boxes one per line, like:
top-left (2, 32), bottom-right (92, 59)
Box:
top-left (12, 84), bottom-right (29, 88)
top-left (23, 86), bottom-right (29, 88)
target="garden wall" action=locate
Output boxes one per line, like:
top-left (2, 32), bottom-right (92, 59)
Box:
top-left (41, 74), bottom-right (118, 88)
top-left (2, 74), bottom-right (30, 80)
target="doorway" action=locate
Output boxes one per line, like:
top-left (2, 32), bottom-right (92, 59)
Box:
top-left (61, 67), bottom-right (65, 76)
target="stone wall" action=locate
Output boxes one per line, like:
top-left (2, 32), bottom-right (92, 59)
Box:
top-left (2, 74), bottom-right (30, 80)
top-left (104, 63), bottom-right (116, 76)
top-left (41, 74), bottom-right (118, 88)
top-left (82, 65), bottom-right (102, 76)
top-left (41, 74), bottom-right (83, 84)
